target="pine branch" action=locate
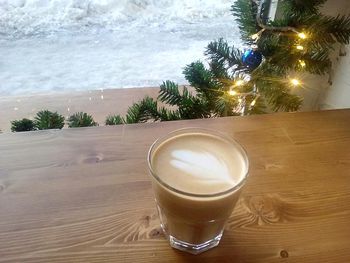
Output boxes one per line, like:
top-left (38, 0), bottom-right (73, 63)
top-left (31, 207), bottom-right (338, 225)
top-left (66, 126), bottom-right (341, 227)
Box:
top-left (253, 60), bottom-right (288, 78)
top-left (105, 115), bottom-right (124, 125)
top-left (158, 80), bottom-right (209, 119)
top-left (250, 63), bottom-right (302, 112)
top-left (285, 0), bottom-right (327, 17)
top-left (68, 112), bottom-right (98, 128)
top-left (183, 61), bottom-right (221, 90)
top-left (183, 60), bottom-right (222, 107)
top-left (299, 47), bottom-right (332, 75)
top-left (205, 39), bottom-right (245, 68)
top-left (158, 81), bottom-right (198, 107)
top-left (156, 107), bottom-right (182, 121)
top-left (247, 96), bottom-right (267, 115)
top-left (183, 61), bottom-right (225, 116)
top-left (34, 110), bottom-right (65, 130)
top-left (208, 59), bottom-right (229, 80)
top-left (231, 0), bottom-right (259, 43)
top-left (258, 81), bottom-right (303, 112)
top-left (256, 14), bottom-right (298, 33)
top-left (233, 0), bottom-right (299, 35)
top-left (214, 93), bottom-right (239, 117)
top-left (179, 96), bottom-right (211, 119)
top-left (257, 29), bottom-right (333, 76)
top-left (11, 118), bottom-right (36, 132)
top-left (124, 97), bottom-right (181, 123)
top-left (142, 98), bottom-right (181, 122)
top-left (313, 15), bottom-right (350, 45)
top-left (124, 103), bottom-right (142, 124)
top-left (158, 81), bottom-right (182, 105)
top-left (257, 33), bottom-right (292, 65)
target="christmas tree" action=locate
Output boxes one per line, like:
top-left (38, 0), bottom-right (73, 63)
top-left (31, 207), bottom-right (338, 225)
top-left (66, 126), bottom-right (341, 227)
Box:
top-left (107, 0), bottom-right (350, 124)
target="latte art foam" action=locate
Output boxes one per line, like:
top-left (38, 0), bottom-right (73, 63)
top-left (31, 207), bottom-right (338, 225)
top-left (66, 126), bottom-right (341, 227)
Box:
top-left (170, 149), bottom-right (235, 185)
top-left (152, 132), bottom-right (247, 195)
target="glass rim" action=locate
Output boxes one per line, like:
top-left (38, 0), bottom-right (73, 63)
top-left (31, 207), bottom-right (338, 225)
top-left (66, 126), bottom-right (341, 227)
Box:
top-left (147, 127), bottom-right (250, 198)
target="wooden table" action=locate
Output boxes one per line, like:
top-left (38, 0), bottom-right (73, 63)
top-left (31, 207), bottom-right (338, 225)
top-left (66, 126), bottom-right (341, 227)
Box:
top-left (1, 109), bottom-right (350, 262)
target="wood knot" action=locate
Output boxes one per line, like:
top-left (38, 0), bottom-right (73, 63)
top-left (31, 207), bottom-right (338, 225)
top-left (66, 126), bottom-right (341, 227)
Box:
top-left (141, 215), bottom-right (151, 227)
top-left (149, 228), bottom-right (163, 239)
top-left (81, 153), bottom-right (104, 164)
top-left (243, 195), bottom-right (289, 225)
top-left (280, 250), bottom-right (289, 258)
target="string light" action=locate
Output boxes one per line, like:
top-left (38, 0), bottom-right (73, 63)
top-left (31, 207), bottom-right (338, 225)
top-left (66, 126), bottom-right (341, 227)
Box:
top-left (290, 78), bottom-right (301, 86)
top-left (250, 99), bottom-right (257, 106)
top-left (250, 29), bottom-right (265, 41)
top-left (229, 90), bottom-right (237, 96)
top-left (296, 45), bottom-right (304, 50)
top-left (251, 33), bottom-right (259, 40)
top-left (235, 80), bottom-right (244, 86)
top-left (298, 32), bottom-right (307, 39)
top-left (238, 98), bottom-right (243, 103)
top-left (299, 60), bottom-right (306, 68)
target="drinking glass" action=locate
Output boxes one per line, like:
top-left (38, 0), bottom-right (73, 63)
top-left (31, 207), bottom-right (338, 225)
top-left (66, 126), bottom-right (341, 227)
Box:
top-left (147, 128), bottom-right (249, 254)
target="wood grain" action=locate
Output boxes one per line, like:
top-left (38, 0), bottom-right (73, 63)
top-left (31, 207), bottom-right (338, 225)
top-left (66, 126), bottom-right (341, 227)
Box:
top-left (0, 109), bottom-right (350, 262)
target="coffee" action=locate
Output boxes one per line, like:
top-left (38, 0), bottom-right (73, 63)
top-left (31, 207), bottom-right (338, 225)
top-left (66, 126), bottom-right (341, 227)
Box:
top-left (148, 129), bottom-right (249, 253)
top-left (152, 133), bottom-right (246, 195)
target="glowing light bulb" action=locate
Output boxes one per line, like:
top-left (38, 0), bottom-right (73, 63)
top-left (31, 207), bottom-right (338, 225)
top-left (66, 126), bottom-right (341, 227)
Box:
top-left (299, 60), bottom-right (306, 67)
top-left (250, 99), bottom-right (257, 106)
top-left (229, 90), bottom-right (237, 96)
top-left (298, 32), bottom-right (307, 39)
top-left (290, 78), bottom-right (301, 86)
top-left (296, 45), bottom-right (304, 51)
top-left (238, 98), bottom-right (243, 103)
top-left (251, 33), bottom-right (259, 40)
top-left (235, 80), bottom-right (244, 86)
top-left (251, 44), bottom-right (258, 50)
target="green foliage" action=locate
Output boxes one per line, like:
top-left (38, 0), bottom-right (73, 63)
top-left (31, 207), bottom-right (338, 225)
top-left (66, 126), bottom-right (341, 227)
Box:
top-left (270, 4), bottom-right (347, 74)
top-left (205, 38), bottom-right (245, 69)
top-left (105, 115), bottom-right (124, 125)
top-left (159, 81), bottom-right (209, 119)
top-left (231, 0), bottom-right (258, 42)
top-left (285, 0), bottom-right (328, 17)
top-left (109, 96), bottom-right (181, 124)
top-left (257, 81), bottom-right (302, 112)
top-left (215, 92), bottom-right (240, 117)
top-left (68, 112), bottom-right (98, 128)
top-left (11, 118), bottom-right (36, 132)
top-left (115, 0), bottom-right (350, 123)
top-left (34, 110), bottom-right (65, 130)
top-left (309, 14), bottom-right (350, 45)
top-left (123, 96), bottom-right (181, 123)
top-left (230, 0), bottom-right (350, 76)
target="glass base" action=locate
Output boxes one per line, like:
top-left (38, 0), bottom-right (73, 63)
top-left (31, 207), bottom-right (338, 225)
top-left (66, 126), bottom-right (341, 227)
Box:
top-left (168, 232), bottom-right (223, 255)
top-left (156, 203), bottom-right (224, 254)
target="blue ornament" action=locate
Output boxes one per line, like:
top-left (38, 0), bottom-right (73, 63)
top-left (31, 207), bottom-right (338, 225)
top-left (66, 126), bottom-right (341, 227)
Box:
top-left (242, 48), bottom-right (262, 70)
